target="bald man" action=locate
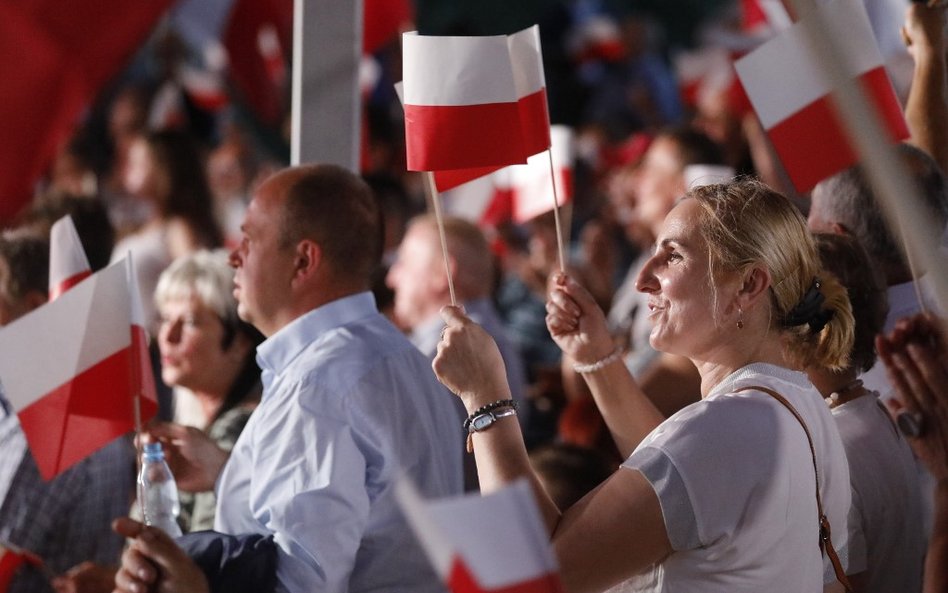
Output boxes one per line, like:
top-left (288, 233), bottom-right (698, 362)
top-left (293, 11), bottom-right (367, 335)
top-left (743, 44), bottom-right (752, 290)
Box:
top-left (116, 165), bottom-right (463, 593)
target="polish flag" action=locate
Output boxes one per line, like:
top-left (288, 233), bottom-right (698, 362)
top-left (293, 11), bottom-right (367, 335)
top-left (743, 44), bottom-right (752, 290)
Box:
top-left (734, 0), bottom-right (908, 193)
top-left (403, 31), bottom-right (528, 173)
top-left (396, 478), bottom-right (564, 593)
top-left (508, 25), bottom-right (551, 159)
top-left (419, 26), bottom-right (552, 193)
top-left (0, 259), bottom-right (157, 480)
top-left (48, 215), bottom-right (91, 301)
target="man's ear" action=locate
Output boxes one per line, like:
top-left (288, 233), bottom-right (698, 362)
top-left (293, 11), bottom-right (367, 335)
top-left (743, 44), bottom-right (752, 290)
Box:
top-left (830, 221), bottom-right (850, 236)
top-left (292, 239), bottom-right (322, 284)
top-left (431, 254), bottom-right (458, 294)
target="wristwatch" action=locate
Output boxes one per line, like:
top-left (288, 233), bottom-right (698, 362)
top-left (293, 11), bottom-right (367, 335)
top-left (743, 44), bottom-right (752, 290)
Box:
top-left (467, 407), bottom-right (518, 433)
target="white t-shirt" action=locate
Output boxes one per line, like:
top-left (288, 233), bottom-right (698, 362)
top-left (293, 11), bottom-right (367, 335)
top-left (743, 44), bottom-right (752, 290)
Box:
top-left (612, 363), bottom-right (850, 593)
top-left (832, 393), bottom-right (924, 593)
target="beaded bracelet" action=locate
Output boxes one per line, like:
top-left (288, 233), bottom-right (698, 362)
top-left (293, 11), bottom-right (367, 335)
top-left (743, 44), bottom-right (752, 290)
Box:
top-left (572, 349), bottom-right (622, 374)
top-left (462, 398), bottom-right (518, 432)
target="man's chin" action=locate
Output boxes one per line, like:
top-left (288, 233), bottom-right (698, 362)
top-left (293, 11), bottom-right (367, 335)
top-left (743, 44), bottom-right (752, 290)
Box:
top-left (236, 303), bottom-right (254, 325)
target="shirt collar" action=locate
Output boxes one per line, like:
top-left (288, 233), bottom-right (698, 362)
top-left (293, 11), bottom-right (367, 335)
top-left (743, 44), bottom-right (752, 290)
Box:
top-left (708, 362), bottom-right (810, 398)
top-left (256, 291), bottom-right (378, 378)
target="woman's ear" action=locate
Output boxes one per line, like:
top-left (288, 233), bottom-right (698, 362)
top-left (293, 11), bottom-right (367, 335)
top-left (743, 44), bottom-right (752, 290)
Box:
top-left (736, 265), bottom-right (772, 310)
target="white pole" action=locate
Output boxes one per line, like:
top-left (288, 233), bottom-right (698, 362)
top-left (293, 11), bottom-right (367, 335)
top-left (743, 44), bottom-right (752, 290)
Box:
top-left (291, 0), bottom-right (363, 170)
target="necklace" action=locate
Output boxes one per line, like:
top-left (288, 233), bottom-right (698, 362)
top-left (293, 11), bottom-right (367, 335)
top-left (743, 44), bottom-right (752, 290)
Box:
top-left (824, 378), bottom-right (865, 408)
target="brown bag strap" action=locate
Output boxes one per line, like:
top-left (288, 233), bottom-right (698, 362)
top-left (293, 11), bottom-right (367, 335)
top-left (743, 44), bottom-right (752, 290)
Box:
top-left (737, 386), bottom-right (852, 592)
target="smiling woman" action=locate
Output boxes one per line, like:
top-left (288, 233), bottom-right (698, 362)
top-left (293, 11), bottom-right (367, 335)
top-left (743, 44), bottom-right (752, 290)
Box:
top-left (433, 178), bottom-right (856, 593)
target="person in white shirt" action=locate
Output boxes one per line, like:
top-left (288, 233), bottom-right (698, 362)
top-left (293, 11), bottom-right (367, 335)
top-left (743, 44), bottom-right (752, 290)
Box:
top-left (434, 179), bottom-right (852, 593)
top-left (113, 164), bottom-right (464, 593)
top-left (809, 233), bottom-right (925, 593)
top-left (810, 143), bottom-right (948, 537)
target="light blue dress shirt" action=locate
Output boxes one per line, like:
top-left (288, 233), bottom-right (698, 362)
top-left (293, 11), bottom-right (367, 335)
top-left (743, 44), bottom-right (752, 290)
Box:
top-left (215, 292), bottom-right (463, 593)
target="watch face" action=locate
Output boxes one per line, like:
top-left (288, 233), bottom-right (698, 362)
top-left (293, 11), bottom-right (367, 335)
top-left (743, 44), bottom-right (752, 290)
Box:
top-left (471, 413), bottom-right (494, 431)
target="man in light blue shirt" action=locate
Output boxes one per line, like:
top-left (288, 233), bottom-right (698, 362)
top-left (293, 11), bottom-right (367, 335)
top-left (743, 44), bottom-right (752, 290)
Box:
top-left (115, 165), bottom-right (464, 593)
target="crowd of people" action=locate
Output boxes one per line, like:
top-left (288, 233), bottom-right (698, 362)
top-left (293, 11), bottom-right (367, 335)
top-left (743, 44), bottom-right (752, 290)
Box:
top-left (1, 1), bottom-right (948, 593)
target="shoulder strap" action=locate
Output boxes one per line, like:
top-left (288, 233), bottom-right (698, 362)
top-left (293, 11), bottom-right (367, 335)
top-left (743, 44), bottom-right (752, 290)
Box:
top-left (737, 386), bottom-right (852, 593)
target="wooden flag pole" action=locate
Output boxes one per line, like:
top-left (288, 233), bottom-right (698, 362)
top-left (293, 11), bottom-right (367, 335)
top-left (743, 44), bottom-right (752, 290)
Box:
top-left (547, 149), bottom-right (568, 273)
top-left (786, 0), bottom-right (948, 314)
top-left (424, 172), bottom-right (459, 307)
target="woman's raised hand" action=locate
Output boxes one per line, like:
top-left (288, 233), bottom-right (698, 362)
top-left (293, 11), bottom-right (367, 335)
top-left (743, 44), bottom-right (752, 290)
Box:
top-left (433, 306), bottom-right (511, 412)
top-left (546, 272), bottom-right (616, 365)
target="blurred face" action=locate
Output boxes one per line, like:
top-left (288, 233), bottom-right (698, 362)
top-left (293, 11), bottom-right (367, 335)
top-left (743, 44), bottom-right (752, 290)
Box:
top-left (208, 145), bottom-right (248, 200)
top-left (631, 137), bottom-right (686, 242)
top-left (385, 225), bottom-right (442, 329)
top-left (228, 176), bottom-right (297, 336)
top-left (635, 199), bottom-right (730, 358)
top-left (124, 139), bottom-right (166, 203)
top-left (158, 295), bottom-right (231, 391)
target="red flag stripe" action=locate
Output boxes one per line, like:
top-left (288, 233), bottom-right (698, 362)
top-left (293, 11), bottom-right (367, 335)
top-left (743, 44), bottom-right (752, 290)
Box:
top-left (434, 166), bottom-right (504, 193)
top-left (448, 557), bottom-right (565, 593)
top-left (49, 270), bottom-right (91, 301)
top-left (517, 89), bottom-right (551, 158)
top-left (405, 102), bottom-right (527, 171)
top-left (17, 338), bottom-right (157, 480)
top-left (766, 66), bottom-right (908, 192)
top-left (18, 346), bottom-right (133, 480)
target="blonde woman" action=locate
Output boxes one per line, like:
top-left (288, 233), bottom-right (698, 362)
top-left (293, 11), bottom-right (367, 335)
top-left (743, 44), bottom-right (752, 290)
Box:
top-left (434, 179), bottom-right (854, 593)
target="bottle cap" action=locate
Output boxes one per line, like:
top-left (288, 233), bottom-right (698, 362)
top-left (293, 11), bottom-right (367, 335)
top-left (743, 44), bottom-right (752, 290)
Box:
top-left (143, 442), bottom-right (164, 459)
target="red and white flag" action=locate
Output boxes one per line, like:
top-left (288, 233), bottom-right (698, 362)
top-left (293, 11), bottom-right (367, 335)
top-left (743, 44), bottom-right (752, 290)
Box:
top-left (403, 31), bottom-right (527, 173)
top-left (508, 25), bottom-right (551, 159)
top-left (0, 259), bottom-right (157, 480)
top-left (48, 215), bottom-right (91, 301)
top-left (441, 126), bottom-right (573, 225)
top-left (734, 0), bottom-right (908, 193)
top-left (397, 478), bottom-right (564, 593)
top-left (396, 480), bottom-right (563, 593)
top-left (429, 26), bottom-right (552, 193)
top-left (503, 125), bottom-right (573, 224)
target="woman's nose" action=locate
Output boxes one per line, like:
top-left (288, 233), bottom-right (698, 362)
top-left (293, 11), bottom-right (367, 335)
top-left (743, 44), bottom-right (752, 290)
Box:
top-left (635, 256), bottom-right (659, 294)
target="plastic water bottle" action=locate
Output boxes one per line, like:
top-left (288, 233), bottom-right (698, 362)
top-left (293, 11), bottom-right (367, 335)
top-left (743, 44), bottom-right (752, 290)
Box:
top-left (138, 442), bottom-right (183, 538)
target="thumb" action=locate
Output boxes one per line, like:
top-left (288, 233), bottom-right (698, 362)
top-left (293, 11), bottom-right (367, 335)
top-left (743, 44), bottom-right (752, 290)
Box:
top-left (440, 305), bottom-right (470, 327)
top-left (113, 517), bottom-right (147, 539)
top-left (560, 275), bottom-right (600, 313)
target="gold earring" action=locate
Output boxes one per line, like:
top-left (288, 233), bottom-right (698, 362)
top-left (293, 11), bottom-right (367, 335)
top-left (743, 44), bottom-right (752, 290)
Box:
top-left (737, 308), bottom-right (744, 330)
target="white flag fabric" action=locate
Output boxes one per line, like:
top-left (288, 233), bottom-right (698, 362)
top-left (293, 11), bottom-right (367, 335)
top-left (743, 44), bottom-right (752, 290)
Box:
top-left (0, 259), bottom-right (157, 479)
top-left (48, 215), bottom-right (91, 300)
top-left (734, 0), bottom-right (908, 192)
top-left (396, 477), bottom-right (564, 593)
